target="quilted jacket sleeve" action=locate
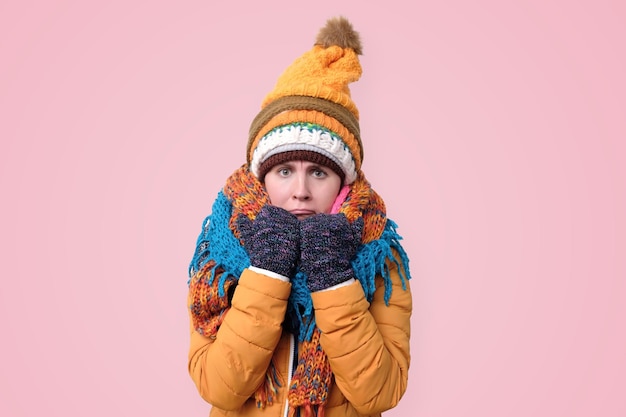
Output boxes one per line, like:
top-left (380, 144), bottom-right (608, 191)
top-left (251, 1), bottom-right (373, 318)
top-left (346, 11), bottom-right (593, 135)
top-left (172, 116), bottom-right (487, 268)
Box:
top-left (311, 250), bottom-right (412, 415)
top-left (188, 268), bottom-right (291, 410)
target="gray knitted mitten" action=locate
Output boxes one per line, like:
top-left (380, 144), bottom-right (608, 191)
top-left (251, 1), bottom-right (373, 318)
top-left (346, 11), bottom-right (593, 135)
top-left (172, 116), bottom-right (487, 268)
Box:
top-left (299, 213), bottom-right (364, 292)
top-left (236, 205), bottom-right (300, 277)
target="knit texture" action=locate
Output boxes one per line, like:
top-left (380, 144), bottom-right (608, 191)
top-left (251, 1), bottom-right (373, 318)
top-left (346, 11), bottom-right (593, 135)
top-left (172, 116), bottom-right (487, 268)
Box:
top-left (236, 205), bottom-right (300, 277)
top-left (300, 214), bottom-right (364, 292)
top-left (188, 165), bottom-right (411, 416)
top-left (251, 122), bottom-right (357, 184)
top-left (246, 17), bottom-right (364, 184)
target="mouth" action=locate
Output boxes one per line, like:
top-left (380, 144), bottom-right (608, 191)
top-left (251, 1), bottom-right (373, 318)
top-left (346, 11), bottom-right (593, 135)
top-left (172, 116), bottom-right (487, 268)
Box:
top-left (290, 209), bottom-right (316, 219)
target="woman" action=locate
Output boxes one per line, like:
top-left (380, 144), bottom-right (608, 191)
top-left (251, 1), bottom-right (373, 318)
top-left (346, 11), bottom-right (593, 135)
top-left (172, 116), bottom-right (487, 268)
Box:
top-left (187, 16), bottom-right (412, 417)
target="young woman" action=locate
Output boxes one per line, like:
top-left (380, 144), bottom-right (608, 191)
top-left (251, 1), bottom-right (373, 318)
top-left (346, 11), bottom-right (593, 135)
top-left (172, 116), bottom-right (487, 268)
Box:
top-left (187, 16), bottom-right (412, 417)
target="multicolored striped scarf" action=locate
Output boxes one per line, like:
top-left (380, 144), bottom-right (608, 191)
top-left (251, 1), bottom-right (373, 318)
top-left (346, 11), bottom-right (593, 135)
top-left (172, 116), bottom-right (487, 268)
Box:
top-left (188, 164), bottom-right (410, 417)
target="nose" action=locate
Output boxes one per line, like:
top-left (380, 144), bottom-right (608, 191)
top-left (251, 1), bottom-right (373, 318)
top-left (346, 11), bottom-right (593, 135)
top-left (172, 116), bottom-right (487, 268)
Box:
top-left (292, 172), bottom-right (311, 201)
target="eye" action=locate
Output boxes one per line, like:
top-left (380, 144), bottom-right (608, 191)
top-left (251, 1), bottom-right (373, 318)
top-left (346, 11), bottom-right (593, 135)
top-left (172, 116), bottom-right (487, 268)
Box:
top-left (277, 167), bottom-right (291, 177)
top-left (311, 168), bottom-right (327, 178)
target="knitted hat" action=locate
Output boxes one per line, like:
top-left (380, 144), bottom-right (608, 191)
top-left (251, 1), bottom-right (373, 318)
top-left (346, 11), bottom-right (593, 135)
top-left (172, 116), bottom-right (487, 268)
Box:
top-left (247, 16), bottom-right (364, 185)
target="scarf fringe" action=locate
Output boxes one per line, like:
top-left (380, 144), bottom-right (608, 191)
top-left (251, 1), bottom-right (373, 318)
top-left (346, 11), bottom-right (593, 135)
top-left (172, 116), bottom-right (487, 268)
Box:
top-left (352, 218), bottom-right (411, 304)
top-left (288, 404), bottom-right (325, 417)
top-left (255, 359), bottom-right (283, 408)
top-left (188, 191), bottom-right (249, 294)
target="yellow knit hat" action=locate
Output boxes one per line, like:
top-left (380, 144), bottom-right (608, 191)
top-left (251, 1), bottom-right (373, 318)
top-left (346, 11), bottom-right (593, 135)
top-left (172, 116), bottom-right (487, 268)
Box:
top-left (247, 16), bottom-right (364, 185)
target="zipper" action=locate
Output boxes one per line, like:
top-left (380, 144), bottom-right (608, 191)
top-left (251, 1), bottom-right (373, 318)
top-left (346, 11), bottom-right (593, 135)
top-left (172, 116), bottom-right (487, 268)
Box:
top-left (283, 334), bottom-right (297, 417)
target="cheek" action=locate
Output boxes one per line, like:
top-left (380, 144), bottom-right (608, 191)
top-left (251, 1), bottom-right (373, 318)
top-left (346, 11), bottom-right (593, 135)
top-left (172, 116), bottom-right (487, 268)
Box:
top-left (265, 179), bottom-right (288, 207)
top-left (318, 182), bottom-right (342, 213)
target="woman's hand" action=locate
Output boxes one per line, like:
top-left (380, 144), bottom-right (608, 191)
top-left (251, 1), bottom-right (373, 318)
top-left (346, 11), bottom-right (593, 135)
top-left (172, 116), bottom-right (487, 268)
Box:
top-left (299, 213), bottom-right (363, 291)
top-left (236, 205), bottom-right (300, 277)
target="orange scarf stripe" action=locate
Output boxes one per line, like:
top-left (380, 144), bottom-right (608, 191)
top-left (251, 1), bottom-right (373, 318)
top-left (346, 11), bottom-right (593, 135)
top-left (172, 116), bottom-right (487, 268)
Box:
top-left (188, 261), bottom-right (233, 337)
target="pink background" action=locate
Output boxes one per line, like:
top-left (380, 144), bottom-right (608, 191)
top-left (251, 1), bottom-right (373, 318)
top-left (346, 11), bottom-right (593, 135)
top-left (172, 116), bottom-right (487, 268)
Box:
top-left (1, 1), bottom-right (624, 416)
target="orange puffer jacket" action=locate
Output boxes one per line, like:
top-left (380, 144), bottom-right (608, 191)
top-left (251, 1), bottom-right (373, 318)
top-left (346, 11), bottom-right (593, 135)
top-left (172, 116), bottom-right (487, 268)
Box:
top-left (188, 252), bottom-right (412, 417)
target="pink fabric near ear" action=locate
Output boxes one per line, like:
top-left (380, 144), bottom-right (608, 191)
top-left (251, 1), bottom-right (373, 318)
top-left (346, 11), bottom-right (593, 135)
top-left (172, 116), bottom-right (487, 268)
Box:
top-left (331, 185), bottom-right (351, 214)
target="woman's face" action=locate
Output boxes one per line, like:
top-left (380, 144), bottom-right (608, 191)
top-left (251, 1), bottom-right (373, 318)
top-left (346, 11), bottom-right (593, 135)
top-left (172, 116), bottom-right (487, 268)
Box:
top-left (264, 160), bottom-right (342, 220)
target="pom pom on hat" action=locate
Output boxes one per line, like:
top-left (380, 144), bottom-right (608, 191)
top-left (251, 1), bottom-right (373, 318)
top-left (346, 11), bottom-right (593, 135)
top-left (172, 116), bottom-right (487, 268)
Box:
top-left (247, 16), bottom-right (365, 185)
top-left (315, 16), bottom-right (363, 54)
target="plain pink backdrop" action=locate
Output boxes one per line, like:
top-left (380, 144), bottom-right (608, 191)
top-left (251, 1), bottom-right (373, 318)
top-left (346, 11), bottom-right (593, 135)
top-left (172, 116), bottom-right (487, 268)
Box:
top-left (1, 1), bottom-right (624, 416)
